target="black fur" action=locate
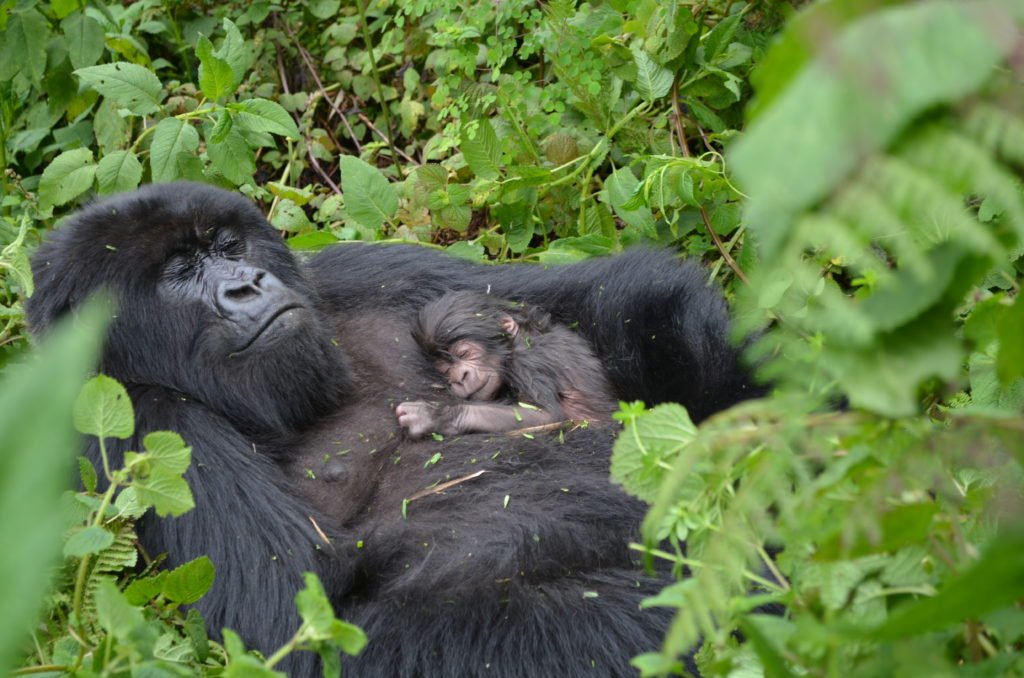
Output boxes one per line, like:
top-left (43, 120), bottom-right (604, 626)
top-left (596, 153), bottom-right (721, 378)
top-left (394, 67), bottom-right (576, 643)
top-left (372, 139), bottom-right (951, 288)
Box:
top-left (27, 182), bottom-right (759, 676)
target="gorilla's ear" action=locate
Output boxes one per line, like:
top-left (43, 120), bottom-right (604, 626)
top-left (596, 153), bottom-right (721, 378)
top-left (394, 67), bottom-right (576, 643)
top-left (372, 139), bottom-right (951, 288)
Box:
top-left (499, 315), bottom-right (520, 338)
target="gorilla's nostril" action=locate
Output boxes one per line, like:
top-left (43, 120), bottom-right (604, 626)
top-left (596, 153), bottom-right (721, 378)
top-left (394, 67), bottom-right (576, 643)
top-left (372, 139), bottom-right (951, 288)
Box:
top-left (225, 285), bottom-right (258, 302)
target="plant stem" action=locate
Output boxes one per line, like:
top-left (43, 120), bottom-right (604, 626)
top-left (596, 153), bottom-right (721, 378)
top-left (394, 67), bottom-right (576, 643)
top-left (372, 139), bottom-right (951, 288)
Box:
top-left (354, 0), bottom-right (404, 176)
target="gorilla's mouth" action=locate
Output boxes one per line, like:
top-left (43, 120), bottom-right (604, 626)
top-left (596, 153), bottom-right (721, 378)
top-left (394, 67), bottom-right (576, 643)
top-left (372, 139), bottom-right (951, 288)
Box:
top-left (235, 303), bottom-right (305, 353)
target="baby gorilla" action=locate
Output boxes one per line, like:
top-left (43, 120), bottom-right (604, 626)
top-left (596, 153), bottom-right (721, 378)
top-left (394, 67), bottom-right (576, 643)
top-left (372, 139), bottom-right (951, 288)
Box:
top-left (395, 291), bottom-right (617, 438)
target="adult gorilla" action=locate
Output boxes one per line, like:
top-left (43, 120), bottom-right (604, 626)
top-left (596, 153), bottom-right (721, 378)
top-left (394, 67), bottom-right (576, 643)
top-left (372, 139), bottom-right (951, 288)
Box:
top-left (27, 182), bottom-right (756, 676)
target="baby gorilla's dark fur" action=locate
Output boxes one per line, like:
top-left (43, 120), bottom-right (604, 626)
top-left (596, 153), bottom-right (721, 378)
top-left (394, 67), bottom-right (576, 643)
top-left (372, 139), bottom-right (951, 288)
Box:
top-left (397, 291), bottom-right (616, 437)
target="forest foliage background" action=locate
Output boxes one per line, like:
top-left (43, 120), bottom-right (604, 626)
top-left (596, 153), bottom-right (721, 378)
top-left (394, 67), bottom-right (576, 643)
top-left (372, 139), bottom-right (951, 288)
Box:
top-left (1, 0), bottom-right (1023, 676)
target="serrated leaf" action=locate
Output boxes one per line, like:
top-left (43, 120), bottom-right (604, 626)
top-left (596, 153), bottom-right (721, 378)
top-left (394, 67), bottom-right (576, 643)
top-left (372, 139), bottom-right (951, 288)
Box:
top-left (62, 13), bottom-right (105, 71)
top-left (460, 118), bottom-right (502, 180)
top-left (142, 431), bottom-right (191, 475)
top-left (632, 43), bottom-right (673, 101)
top-left (162, 556), bottom-right (214, 604)
top-left (96, 150), bottom-right (143, 194)
top-left (133, 467), bottom-right (194, 517)
top-left (196, 34), bottom-right (235, 100)
top-left (996, 294), bottom-right (1024, 383)
top-left (73, 375), bottom-right (134, 440)
top-left (610, 403), bottom-right (697, 502)
top-left (296, 572), bottom-right (335, 634)
top-left (63, 526), bottom-right (115, 557)
top-left (74, 62), bottom-right (162, 115)
top-left (209, 110), bottom-right (233, 144)
top-left (231, 99), bottom-right (299, 139)
top-left (215, 19), bottom-right (251, 88)
top-left (150, 118), bottom-right (200, 183)
top-left (78, 457), bottom-right (98, 493)
top-left (207, 125), bottom-right (256, 186)
top-left (38, 148), bottom-right (97, 210)
top-left (270, 199), bottom-right (312, 232)
top-left (0, 10), bottom-right (48, 83)
top-left (340, 155), bottom-right (397, 230)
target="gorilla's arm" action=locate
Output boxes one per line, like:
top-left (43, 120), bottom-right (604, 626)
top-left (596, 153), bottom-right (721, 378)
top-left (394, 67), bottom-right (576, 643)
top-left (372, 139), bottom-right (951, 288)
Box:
top-left (93, 385), bottom-right (338, 675)
top-left (309, 245), bottom-right (760, 422)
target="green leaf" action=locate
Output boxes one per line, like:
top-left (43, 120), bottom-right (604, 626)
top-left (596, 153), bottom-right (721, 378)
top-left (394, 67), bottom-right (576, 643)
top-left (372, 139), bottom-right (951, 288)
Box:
top-left (270, 199), bottom-right (312, 232)
top-left (162, 556), bottom-right (215, 604)
top-left (296, 573), bottom-right (368, 655)
top-left (604, 168), bottom-right (657, 238)
top-left (133, 467), bottom-right (195, 517)
top-left (460, 118), bottom-right (502, 180)
top-left (996, 295), bottom-right (1024, 382)
top-left (0, 9), bottom-right (48, 83)
top-left (78, 457), bottom-right (98, 493)
top-left (63, 526), bottom-right (115, 558)
top-left (731, 1), bottom-right (1024, 258)
top-left (75, 62), bottom-right (163, 116)
top-left (61, 13), bottom-right (106, 71)
top-left (231, 99), bottom-right (300, 139)
top-left (207, 125), bottom-right (257, 186)
top-left (632, 43), bottom-right (673, 101)
top-left (150, 118), bottom-right (200, 183)
top-left (536, 235), bottom-right (616, 264)
top-left (38, 148), bottom-right (97, 210)
top-left (0, 301), bottom-right (104, 675)
top-left (143, 431), bottom-right (191, 475)
top-left (865, 529), bottom-right (1024, 640)
top-left (610, 403), bottom-right (697, 503)
top-left (340, 155), bottom-right (397, 230)
top-left (196, 34), bottom-right (235, 100)
top-left (96, 150), bottom-right (143, 194)
top-left (215, 19), bottom-right (252, 89)
top-left (73, 374), bottom-right (134, 440)
top-left (94, 578), bottom-right (146, 639)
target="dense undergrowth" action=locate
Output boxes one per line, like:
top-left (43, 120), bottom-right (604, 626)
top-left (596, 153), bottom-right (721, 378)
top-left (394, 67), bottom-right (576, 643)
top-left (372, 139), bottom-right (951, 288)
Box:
top-left (1, 0), bottom-right (1023, 675)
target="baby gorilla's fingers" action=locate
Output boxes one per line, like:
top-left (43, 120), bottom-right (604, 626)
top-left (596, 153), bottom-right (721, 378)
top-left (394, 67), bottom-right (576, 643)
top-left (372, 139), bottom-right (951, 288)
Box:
top-left (396, 401), bottom-right (437, 439)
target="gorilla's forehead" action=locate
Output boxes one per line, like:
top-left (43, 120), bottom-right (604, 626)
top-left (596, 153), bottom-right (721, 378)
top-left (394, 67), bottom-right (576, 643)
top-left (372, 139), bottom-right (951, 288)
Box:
top-left (61, 182), bottom-right (282, 277)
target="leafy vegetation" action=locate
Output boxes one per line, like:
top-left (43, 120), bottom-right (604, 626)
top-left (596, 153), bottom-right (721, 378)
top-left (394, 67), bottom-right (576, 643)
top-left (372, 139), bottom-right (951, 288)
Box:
top-left (1, 0), bottom-right (1023, 676)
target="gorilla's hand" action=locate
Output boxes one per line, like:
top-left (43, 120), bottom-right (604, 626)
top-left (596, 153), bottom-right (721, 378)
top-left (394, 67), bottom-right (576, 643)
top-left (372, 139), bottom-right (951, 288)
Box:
top-left (396, 401), bottom-right (443, 438)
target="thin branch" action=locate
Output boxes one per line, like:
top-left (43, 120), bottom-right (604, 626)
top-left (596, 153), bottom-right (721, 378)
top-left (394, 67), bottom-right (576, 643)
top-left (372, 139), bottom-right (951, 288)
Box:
top-left (670, 76), bottom-right (692, 157)
top-left (698, 204), bottom-right (749, 285)
top-left (407, 469), bottom-right (487, 503)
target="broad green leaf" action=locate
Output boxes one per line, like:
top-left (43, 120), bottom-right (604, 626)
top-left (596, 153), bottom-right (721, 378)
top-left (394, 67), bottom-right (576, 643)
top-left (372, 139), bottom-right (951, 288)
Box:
top-left (287, 231), bottom-right (341, 251)
top-left (0, 9), bottom-right (48, 83)
top-left (94, 578), bottom-right (146, 639)
top-left (0, 302), bottom-right (105, 674)
top-left (604, 168), bottom-right (657, 238)
top-left (270, 199), bottom-right (312, 232)
top-left (150, 118), bottom-right (200, 183)
top-left (267, 181), bottom-right (314, 206)
top-left (460, 118), bottom-right (502, 180)
top-left (632, 43), bottom-right (672, 101)
top-left (444, 240), bottom-right (485, 262)
top-left (536, 235), bottom-right (616, 264)
top-left (610, 403), bottom-right (697, 503)
top-left (222, 629), bottom-right (285, 677)
top-left (75, 62), bottom-right (163, 116)
top-left (296, 573), bottom-right (368, 655)
top-left (61, 13), bottom-right (105, 70)
top-left (73, 374), bottom-right (134, 440)
top-left (96, 150), bottom-right (143, 194)
top-left (50, 0), bottom-right (78, 19)
top-left (207, 125), bottom-right (257, 186)
top-left (38, 148), bottom-right (96, 210)
top-left (231, 99), bottom-right (300, 139)
top-left (63, 526), bottom-right (115, 558)
top-left (196, 34), bottom-right (235, 100)
top-left (340, 155), bottom-right (397, 230)
top-left (162, 556), bottom-right (215, 604)
top-left (133, 467), bottom-right (195, 517)
top-left (143, 431), bottom-right (191, 475)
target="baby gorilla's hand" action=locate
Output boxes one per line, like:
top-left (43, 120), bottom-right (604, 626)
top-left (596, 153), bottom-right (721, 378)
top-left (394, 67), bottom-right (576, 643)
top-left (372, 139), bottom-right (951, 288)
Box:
top-left (396, 401), bottom-right (440, 439)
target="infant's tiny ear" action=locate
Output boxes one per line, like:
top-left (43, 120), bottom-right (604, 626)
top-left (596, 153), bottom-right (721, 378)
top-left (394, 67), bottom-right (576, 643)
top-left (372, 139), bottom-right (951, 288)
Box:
top-left (499, 315), bottom-right (519, 337)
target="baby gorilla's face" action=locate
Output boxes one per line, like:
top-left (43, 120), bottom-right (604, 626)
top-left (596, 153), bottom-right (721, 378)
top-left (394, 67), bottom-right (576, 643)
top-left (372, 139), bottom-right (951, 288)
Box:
top-left (436, 339), bottom-right (504, 401)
